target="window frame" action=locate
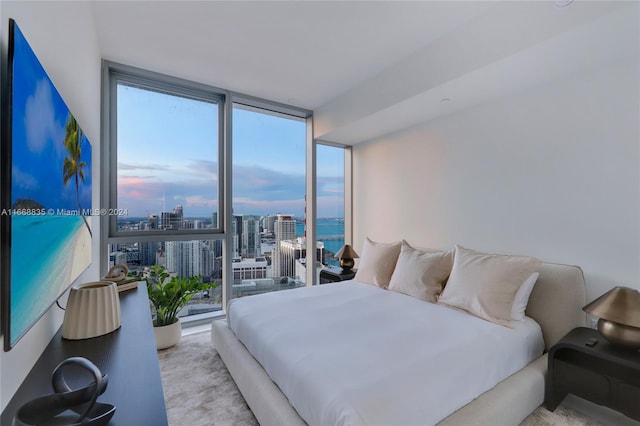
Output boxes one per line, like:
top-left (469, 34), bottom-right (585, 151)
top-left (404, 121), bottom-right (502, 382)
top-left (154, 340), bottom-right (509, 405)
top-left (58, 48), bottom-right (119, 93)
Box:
top-left (101, 61), bottom-right (226, 243)
top-left (101, 62), bottom-right (328, 315)
top-left (315, 140), bottom-right (353, 248)
top-left (227, 94), bottom-right (314, 291)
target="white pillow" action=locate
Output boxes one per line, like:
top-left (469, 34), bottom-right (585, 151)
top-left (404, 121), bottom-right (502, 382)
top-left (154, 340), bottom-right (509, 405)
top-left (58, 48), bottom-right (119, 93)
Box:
top-left (354, 238), bottom-right (401, 289)
top-left (388, 242), bottom-right (453, 302)
top-left (438, 245), bottom-right (541, 326)
top-left (511, 272), bottom-right (539, 321)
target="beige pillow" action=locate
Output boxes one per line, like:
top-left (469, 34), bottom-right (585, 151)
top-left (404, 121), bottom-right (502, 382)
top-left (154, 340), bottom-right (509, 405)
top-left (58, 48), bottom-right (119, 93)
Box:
top-left (354, 238), bottom-right (401, 288)
top-left (388, 242), bottom-right (453, 302)
top-left (438, 245), bottom-right (541, 326)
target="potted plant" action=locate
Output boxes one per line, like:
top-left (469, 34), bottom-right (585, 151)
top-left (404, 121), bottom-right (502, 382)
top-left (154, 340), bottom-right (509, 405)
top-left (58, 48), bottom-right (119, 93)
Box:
top-left (146, 265), bottom-right (217, 349)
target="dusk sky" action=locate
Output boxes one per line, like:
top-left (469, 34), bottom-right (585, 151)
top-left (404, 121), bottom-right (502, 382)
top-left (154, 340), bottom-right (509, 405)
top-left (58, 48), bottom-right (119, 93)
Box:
top-left (11, 22), bottom-right (92, 212)
top-left (117, 85), bottom-right (344, 219)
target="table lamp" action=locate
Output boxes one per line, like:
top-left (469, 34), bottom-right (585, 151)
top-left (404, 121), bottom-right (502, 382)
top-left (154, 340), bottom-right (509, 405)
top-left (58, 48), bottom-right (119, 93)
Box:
top-left (582, 286), bottom-right (640, 349)
top-left (335, 244), bottom-right (359, 272)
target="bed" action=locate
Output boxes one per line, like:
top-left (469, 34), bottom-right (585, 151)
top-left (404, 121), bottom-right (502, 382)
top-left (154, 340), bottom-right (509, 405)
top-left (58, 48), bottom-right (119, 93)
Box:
top-left (212, 247), bottom-right (586, 426)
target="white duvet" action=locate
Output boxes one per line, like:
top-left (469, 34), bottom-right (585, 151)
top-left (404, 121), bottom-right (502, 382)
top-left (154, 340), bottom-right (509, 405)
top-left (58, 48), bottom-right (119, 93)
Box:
top-left (228, 281), bottom-right (544, 426)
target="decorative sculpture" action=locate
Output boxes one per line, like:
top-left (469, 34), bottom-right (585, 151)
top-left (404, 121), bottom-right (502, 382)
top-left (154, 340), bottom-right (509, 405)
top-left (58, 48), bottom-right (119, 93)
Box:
top-left (13, 357), bottom-right (115, 426)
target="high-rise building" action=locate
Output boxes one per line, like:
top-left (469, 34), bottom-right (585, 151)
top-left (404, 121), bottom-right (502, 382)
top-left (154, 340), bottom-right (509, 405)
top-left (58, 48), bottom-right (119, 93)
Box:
top-left (166, 240), bottom-right (201, 277)
top-left (232, 257), bottom-right (268, 282)
top-left (211, 240), bottom-right (223, 258)
top-left (232, 215), bottom-right (243, 258)
top-left (278, 238), bottom-right (324, 281)
top-left (109, 251), bottom-right (128, 268)
top-left (183, 220), bottom-right (203, 230)
top-left (200, 242), bottom-right (214, 278)
top-left (147, 214), bottom-right (159, 230)
top-left (242, 215), bottom-right (261, 259)
top-left (139, 241), bottom-right (160, 266)
top-left (164, 240), bottom-right (216, 279)
top-left (161, 205), bottom-right (184, 230)
top-left (273, 214), bottom-right (296, 277)
top-left (262, 214), bottom-right (277, 234)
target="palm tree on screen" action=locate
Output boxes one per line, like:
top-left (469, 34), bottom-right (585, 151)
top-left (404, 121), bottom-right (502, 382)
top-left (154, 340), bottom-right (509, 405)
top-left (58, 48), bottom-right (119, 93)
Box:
top-left (62, 114), bottom-right (92, 238)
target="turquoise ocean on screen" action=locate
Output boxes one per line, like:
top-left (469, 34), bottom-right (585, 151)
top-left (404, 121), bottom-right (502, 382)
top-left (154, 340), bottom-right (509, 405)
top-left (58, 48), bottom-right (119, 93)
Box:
top-left (10, 215), bottom-right (84, 340)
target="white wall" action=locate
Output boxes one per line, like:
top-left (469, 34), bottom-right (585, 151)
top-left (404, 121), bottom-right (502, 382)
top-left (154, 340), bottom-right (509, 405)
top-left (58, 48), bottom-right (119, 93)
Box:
top-left (353, 58), bottom-right (639, 303)
top-left (0, 1), bottom-right (101, 411)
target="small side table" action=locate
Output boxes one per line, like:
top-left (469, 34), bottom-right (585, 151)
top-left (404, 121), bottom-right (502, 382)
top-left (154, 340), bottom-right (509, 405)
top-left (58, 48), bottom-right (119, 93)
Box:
top-left (319, 267), bottom-right (356, 284)
top-left (545, 327), bottom-right (640, 421)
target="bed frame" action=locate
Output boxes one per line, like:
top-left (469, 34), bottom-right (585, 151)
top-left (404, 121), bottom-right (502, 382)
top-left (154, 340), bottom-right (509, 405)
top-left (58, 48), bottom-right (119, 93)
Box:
top-left (212, 262), bottom-right (586, 426)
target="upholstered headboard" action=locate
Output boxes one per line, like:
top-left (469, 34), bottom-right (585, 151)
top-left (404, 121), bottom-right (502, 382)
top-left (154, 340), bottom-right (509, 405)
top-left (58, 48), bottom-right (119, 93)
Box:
top-left (525, 262), bottom-right (586, 351)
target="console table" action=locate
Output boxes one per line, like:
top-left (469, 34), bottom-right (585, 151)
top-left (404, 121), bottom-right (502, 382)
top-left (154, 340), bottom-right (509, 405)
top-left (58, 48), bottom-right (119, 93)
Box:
top-left (1, 283), bottom-right (168, 425)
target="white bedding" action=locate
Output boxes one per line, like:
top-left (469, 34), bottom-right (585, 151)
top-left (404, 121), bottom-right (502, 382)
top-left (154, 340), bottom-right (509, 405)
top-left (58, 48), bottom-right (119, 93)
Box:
top-left (228, 280), bottom-right (544, 426)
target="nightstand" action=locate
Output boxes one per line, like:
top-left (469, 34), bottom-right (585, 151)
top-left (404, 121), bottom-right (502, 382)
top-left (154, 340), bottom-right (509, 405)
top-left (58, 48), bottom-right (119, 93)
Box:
top-left (545, 327), bottom-right (640, 421)
top-left (319, 267), bottom-right (356, 284)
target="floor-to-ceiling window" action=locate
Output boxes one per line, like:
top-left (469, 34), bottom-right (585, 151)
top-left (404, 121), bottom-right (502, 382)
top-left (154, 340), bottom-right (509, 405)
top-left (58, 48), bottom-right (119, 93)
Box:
top-left (102, 63), bottom-right (333, 321)
top-left (102, 63), bottom-right (225, 319)
top-left (231, 102), bottom-right (311, 298)
top-left (316, 144), bottom-right (349, 267)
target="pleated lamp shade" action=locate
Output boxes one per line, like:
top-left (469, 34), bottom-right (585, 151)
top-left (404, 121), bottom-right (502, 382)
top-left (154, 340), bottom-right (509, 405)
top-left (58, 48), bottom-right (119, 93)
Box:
top-left (62, 281), bottom-right (121, 340)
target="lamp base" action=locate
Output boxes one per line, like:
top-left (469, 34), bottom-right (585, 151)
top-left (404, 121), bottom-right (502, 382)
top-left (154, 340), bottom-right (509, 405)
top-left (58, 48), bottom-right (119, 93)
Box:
top-left (62, 281), bottom-right (121, 340)
top-left (597, 318), bottom-right (640, 350)
top-left (339, 258), bottom-right (354, 272)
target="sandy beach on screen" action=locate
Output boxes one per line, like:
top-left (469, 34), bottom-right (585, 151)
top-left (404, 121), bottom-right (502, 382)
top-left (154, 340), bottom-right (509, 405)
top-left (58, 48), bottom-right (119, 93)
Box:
top-left (10, 216), bottom-right (93, 341)
top-left (70, 219), bottom-right (92, 280)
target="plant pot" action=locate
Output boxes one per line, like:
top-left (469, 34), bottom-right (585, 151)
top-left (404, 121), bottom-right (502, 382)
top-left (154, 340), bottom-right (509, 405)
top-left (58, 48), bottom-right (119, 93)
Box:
top-left (153, 317), bottom-right (181, 350)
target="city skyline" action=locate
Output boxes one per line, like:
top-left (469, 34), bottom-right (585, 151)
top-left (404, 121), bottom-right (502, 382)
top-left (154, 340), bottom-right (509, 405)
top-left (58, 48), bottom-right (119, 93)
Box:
top-left (116, 86), bottom-right (344, 219)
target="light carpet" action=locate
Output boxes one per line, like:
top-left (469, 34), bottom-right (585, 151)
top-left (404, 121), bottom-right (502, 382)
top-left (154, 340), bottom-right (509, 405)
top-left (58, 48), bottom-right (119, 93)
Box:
top-left (158, 331), bottom-right (604, 426)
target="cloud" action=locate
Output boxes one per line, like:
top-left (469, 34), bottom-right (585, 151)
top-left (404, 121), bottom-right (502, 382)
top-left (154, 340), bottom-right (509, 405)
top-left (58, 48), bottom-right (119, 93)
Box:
top-left (114, 162), bottom-right (343, 218)
top-left (117, 175), bottom-right (219, 217)
top-left (118, 177), bottom-right (164, 201)
top-left (188, 160), bottom-right (218, 177)
top-left (316, 196), bottom-right (345, 218)
top-left (24, 79), bottom-right (63, 153)
top-left (184, 195), bottom-right (217, 208)
top-left (118, 162), bottom-right (170, 172)
top-left (233, 164), bottom-right (304, 198)
top-left (118, 161), bottom-right (219, 192)
top-left (317, 175), bottom-right (344, 194)
top-left (12, 165), bottom-right (39, 190)
top-left (232, 197), bottom-right (305, 216)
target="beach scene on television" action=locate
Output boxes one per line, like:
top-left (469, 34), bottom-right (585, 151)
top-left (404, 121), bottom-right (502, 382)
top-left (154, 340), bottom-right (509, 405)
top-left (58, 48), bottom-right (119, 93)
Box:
top-left (8, 22), bottom-right (92, 345)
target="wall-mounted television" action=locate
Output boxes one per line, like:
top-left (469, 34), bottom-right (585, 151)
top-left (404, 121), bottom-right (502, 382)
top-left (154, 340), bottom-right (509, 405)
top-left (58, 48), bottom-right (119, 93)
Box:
top-left (1, 19), bottom-right (93, 351)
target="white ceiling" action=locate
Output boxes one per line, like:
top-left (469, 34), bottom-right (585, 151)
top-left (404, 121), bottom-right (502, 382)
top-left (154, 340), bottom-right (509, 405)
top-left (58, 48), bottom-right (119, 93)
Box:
top-left (90, 1), bottom-right (638, 145)
top-left (91, 1), bottom-right (493, 109)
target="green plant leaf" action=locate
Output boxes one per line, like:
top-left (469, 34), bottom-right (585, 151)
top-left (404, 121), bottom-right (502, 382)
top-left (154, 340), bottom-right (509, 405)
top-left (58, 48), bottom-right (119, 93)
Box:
top-left (146, 265), bottom-right (219, 327)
